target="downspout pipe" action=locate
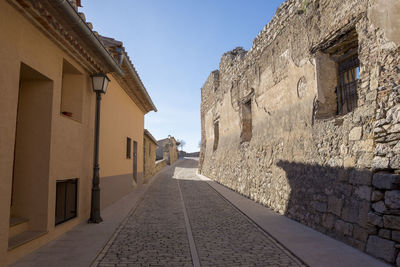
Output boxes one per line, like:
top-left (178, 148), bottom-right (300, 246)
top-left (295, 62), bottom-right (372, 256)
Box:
top-left (51, 0), bottom-right (124, 76)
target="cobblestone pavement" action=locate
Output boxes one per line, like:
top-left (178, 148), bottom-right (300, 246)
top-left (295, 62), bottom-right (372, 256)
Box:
top-left (95, 159), bottom-right (305, 267)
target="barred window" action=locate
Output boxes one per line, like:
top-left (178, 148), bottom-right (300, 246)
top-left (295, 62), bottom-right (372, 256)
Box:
top-left (313, 27), bottom-right (360, 119)
top-left (337, 55), bottom-right (359, 115)
top-left (126, 137), bottom-right (132, 159)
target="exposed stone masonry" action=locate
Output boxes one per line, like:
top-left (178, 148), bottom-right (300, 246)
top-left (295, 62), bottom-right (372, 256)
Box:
top-left (199, 0), bottom-right (400, 264)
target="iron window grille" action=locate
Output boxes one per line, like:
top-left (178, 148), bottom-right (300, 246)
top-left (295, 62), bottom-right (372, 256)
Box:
top-left (337, 55), bottom-right (359, 115)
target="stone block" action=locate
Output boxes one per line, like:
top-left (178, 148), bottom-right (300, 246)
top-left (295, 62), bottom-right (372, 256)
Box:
top-left (374, 127), bottom-right (385, 134)
top-left (371, 190), bottom-right (384, 202)
top-left (368, 212), bottom-right (383, 227)
top-left (388, 124), bottom-right (400, 134)
top-left (392, 231), bottom-right (400, 242)
top-left (371, 157), bottom-right (389, 170)
top-left (355, 186), bottom-right (371, 201)
top-left (384, 215), bottom-right (400, 230)
top-left (387, 106), bottom-right (400, 124)
top-left (349, 127), bottom-right (362, 141)
top-left (386, 190), bottom-right (400, 209)
top-left (347, 237), bottom-right (366, 251)
top-left (353, 225), bottom-right (369, 242)
top-left (353, 139), bottom-right (374, 153)
top-left (357, 153), bottom-right (373, 169)
top-left (339, 184), bottom-right (353, 197)
top-left (375, 143), bottom-right (390, 156)
top-left (372, 172), bottom-right (400, 189)
top-left (314, 201), bottom-right (327, 213)
top-left (375, 119), bottom-right (388, 128)
top-left (390, 155), bottom-right (400, 169)
top-left (366, 235), bottom-right (396, 263)
top-left (392, 142), bottom-right (400, 154)
top-left (338, 168), bottom-right (349, 182)
top-left (375, 136), bottom-right (387, 142)
top-left (386, 133), bottom-right (400, 142)
top-left (372, 201), bottom-right (387, 214)
top-left (366, 91), bottom-right (377, 101)
top-left (379, 229), bottom-right (391, 239)
top-left (322, 213), bottom-right (335, 229)
top-left (328, 196), bottom-right (343, 216)
top-left (335, 220), bottom-right (353, 236)
top-left (358, 201), bottom-right (371, 228)
top-left (342, 200), bottom-right (359, 223)
top-left (343, 157), bottom-right (355, 168)
top-left (349, 170), bottom-right (372, 185)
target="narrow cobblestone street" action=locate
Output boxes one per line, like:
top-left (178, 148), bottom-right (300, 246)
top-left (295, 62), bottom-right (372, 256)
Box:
top-left (95, 159), bottom-right (305, 267)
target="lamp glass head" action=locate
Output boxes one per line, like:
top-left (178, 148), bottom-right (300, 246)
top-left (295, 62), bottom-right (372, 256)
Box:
top-left (92, 74), bottom-right (110, 94)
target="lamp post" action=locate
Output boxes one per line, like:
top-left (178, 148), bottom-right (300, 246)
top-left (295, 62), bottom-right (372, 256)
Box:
top-left (88, 74), bottom-right (110, 223)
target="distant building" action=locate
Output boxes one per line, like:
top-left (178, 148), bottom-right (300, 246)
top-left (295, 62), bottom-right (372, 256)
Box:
top-left (179, 151), bottom-right (200, 158)
top-left (156, 136), bottom-right (180, 165)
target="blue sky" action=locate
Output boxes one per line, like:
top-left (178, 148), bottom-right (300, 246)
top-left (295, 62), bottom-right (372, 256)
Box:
top-left (82, 0), bottom-right (284, 152)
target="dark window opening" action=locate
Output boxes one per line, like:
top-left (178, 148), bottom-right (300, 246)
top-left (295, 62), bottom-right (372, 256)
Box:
top-left (213, 121), bottom-right (219, 152)
top-left (337, 54), bottom-right (359, 115)
top-left (60, 59), bottom-right (83, 122)
top-left (313, 28), bottom-right (360, 118)
top-left (55, 179), bottom-right (78, 225)
top-left (241, 100), bottom-right (252, 143)
top-left (126, 137), bottom-right (132, 159)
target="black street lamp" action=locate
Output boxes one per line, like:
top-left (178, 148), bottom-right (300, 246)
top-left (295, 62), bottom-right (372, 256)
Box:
top-left (88, 73), bottom-right (110, 223)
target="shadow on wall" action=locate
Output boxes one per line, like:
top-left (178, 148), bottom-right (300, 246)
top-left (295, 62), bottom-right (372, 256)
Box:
top-left (187, 158), bottom-right (396, 264)
top-left (276, 160), bottom-right (379, 254)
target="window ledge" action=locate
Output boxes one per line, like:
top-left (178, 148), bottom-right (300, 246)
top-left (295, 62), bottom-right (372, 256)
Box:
top-left (60, 113), bottom-right (82, 123)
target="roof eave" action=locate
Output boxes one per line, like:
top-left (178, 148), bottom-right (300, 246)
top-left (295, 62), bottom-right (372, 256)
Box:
top-left (121, 55), bottom-right (157, 113)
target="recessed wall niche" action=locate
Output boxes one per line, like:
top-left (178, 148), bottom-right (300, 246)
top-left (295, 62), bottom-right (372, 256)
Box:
top-left (60, 60), bottom-right (84, 122)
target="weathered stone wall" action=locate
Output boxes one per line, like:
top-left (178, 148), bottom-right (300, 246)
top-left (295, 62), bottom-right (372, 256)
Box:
top-left (367, 0), bottom-right (400, 262)
top-left (155, 159), bottom-right (167, 174)
top-left (199, 0), bottom-right (400, 264)
top-left (143, 135), bottom-right (157, 182)
top-left (169, 143), bottom-right (179, 165)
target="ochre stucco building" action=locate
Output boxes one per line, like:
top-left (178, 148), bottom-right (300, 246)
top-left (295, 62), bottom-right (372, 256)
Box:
top-left (200, 0), bottom-right (400, 264)
top-left (0, 0), bottom-right (156, 265)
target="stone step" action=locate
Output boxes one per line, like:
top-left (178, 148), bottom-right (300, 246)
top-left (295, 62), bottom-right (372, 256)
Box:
top-left (8, 231), bottom-right (47, 250)
top-left (9, 217), bottom-right (29, 238)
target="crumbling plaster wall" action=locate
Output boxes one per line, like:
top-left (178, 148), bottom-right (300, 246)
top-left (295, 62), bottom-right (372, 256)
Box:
top-left (199, 0), bottom-right (400, 264)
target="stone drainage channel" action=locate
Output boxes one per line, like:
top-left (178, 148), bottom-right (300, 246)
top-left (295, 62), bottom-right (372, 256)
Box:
top-left (92, 159), bottom-right (306, 267)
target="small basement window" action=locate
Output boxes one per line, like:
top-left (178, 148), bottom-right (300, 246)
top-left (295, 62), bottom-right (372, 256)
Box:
top-left (213, 120), bottom-right (219, 151)
top-left (55, 179), bottom-right (78, 225)
top-left (126, 137), bottom-right (132, 159)
top-left (241, 100), bottom-right (252, 143)
top-left (60, 60), bottom-right (84, 122)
